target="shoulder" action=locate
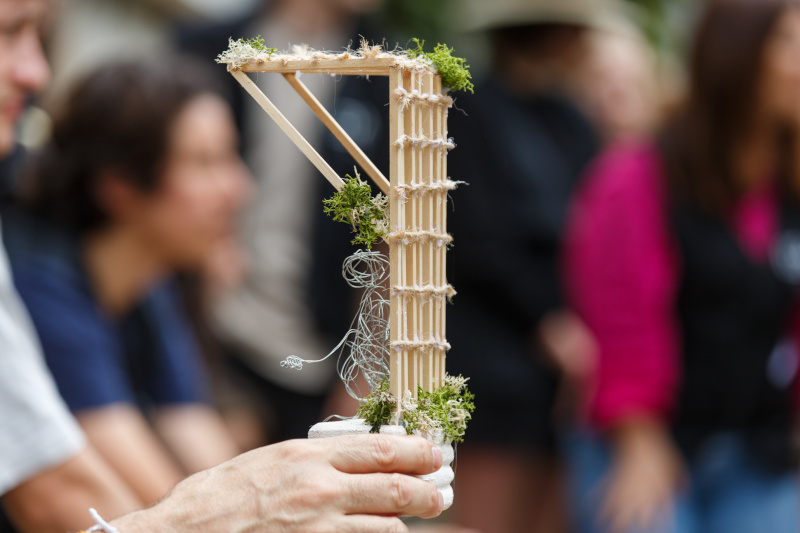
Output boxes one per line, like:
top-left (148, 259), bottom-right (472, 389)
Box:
top-left (1, 205), bottom-right (81, 282)
top-left (575, 140), bottom-right (665, 213)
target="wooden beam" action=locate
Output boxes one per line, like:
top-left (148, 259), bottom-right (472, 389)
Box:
top-left (229, 69), bottom-right (345, 191)
top-left (283, 73), bottom-right (390, 195)
top-left (236, 57), bottom-right (398, 76)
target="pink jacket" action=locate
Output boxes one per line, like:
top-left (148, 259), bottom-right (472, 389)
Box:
top-left (563, 142), bottom-right (800, 430)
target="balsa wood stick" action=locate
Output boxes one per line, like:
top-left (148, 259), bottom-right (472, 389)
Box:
top-left (422, 70), bottom-right (434, 392)
top-left (407, 70), bottom-right (419, 397)
top-left (239, 58), bottom-right (397, 75)
top-left (389, 68), bottom-right (404, 402)
top-left (436, 75), bottom-right (447, 388)
top-left (230, 69), bottom-right (345, 191)
top-left (282, 73), bottom-right (391, 195)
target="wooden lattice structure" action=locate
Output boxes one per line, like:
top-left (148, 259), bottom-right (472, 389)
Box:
top-left (217, 44), bottom-right (456, 402)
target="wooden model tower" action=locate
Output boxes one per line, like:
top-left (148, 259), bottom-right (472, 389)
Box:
top-left (218, 44), bottom-right (456, 403)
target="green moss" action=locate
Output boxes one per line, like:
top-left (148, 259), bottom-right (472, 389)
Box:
top-left (357, 374), bottom-right (475, 443)
top-left (416, 375), bottom-right (475, 443)
top-left (237, 35), bottom-right (277, 58)
top-left (323, 172), bottom-right (389, 249)
top-left (408, 38), bottom-right (474, 94)
top-left (357, 379), bottom-right (395, 433)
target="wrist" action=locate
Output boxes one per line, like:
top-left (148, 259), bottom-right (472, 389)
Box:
top-left (609, 414), bottom-right (669, 451)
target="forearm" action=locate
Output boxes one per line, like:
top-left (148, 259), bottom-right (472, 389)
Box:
top-left (3, 448), bottom-right (139, 533)
top-left (77, 405), bottom-right (184, 505)
top-left (152, 405), bottom-right (239, 474)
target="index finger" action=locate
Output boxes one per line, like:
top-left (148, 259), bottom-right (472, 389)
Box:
top-left (325, 434), bottom-right (442, 476)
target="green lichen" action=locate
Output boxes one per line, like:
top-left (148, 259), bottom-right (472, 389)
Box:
top-left (323, 172), bottom-right (388, 249)
top-left (357, 374), bottom-right (475, 443)
top-left (408, 38), bottom-right (474, 94)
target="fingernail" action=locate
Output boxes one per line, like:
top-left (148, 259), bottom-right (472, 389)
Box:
top-left (437, 492), bottom-right (444, 514)
top-left (432, 446), bottom-right (443, 469)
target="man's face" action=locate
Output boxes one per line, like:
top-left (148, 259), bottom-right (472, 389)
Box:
top-left (0, 0), bottom-right (50, 157)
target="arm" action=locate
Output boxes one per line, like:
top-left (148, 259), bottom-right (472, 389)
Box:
top-left (152, 405), bottom-right (239, 474)
top-left (563, 144), bottom-right (685, 532)
top-left (109, 434), bottom-right (444, 533)
top-left (76, 405), bottom-right (184, 506)
top-left (11, 272), bottom-right (200, 503)
top-left (563, 143), bottom-right (681, 428)
top-left (2, 447), bottom-right (139, 533)
top-left (0, 238), bottom-right (138, 532)
top-left (141, 284), bottom-right (239, 473)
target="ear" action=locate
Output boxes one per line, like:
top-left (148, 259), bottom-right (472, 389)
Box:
top-left (94, 169), bottom-right (147, 224)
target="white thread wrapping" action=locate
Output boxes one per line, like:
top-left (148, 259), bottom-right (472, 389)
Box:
top-left (385, 230), bottom-right (453, 248)
top-left (391, 336), bottom-right (451, 352)
top-left (393, 134), bottom-right (456, 151)
top-left (394, 87), bottom-right (454, 110)
top-left (391, 284), bottom-right (457, 302)
top-left (394, 180), bottom-right (460, 198)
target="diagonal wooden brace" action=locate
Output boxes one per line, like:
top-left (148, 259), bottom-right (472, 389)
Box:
top-left (229, 69), bottom-right (345, 191)
top-left (282, 73), bottom-right (390, 195)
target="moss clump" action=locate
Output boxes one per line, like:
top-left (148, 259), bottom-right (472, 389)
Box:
top-left (238, 35), bottom-right (277, 58)
top-left (408, 38), bottom-right (474, 94)
top-left (357, 374), bottom-right (476, 443)
top-left (357, 379), bottom-right (395, 433)
top-left (416, 374), bottom-right (475, 443)
top-left (323, 171), bottom-right (389, 249)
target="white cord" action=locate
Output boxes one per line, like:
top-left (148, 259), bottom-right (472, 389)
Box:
top-left (87, 508), bottom-right (120, 533)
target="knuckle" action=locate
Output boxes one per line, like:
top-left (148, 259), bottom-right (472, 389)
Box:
top-left (389, 473), bottom-right (414, 509)
top-left (306, 479), bottom-right (339, 508)
top-left (371, 435), bottom-right (398, 468)
top-left (276, 439), bottom-right (314, 462)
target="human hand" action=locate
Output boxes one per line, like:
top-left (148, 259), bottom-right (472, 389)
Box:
top-left (112, 434), bottom-right (444, 533)
top-left (537, 309), bottom-right (598, 384)
top-left (600, 419), bottom-right (685, 533)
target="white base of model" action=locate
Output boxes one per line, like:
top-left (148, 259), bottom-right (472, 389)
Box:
top-left (308, 419), bottom-right (455, 510)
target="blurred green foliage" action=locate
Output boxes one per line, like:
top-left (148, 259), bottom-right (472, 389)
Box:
top-left (372, 0), bottom-right (697, 54)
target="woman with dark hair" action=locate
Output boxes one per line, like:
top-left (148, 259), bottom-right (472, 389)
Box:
top-left (2, 59), bottom-right (248, 506)
top-left (564, 1), bottom-right (800, 532)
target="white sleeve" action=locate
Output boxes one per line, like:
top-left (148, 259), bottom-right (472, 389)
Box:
top-left (0, 221), bottom-right (85, 494)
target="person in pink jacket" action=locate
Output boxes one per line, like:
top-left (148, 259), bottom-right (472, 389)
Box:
top-left (563, 1), bottom-right (800, 532)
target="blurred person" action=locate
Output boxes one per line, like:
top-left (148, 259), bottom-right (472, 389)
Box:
top-left (3, 59), bottom-right (246, 506)
top-left (0, 2), bottom-right (448, 532)
top-left (564, 1), bottom-right (800, 532)
top-left (574, 23), bottom-right (665, 144)
top-left (211, 0), bottom-right (386, 444)
top-left (0, 1), bottom-right (139, 529)
top-left (441, 1), bottom-right (633, 532)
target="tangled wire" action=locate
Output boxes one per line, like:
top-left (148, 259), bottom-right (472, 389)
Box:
top-left (281, 249), bottom-right (390, 401)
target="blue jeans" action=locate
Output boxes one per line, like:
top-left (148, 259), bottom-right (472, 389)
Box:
top-left (565, 430), bottom-right (799, 533)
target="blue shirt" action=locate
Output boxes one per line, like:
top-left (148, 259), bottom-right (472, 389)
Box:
top-left (2, 206), bottom-right (208, 413)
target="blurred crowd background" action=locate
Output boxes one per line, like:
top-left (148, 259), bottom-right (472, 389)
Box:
top-left (3, 0), bottom-right (800, 532)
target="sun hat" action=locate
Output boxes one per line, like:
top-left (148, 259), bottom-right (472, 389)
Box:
top-left (460, 0), bottom-right (635, 34)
